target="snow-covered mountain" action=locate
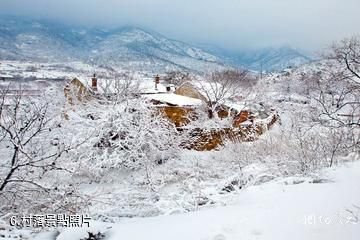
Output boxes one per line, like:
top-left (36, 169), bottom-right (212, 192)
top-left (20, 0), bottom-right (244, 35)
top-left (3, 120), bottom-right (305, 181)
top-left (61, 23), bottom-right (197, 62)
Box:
top-left (0, 16), bottom-right (225, 72)
top-left (0, 16), bottom-right (86, 61)
top-left (88, 27), bottom-right (226, 72)
top-left (0, 16), bottom-right (312, 72)
top-left (199, 44), bottom-right (313, 71)
top-left (236, 46), bottom-right (313, 71)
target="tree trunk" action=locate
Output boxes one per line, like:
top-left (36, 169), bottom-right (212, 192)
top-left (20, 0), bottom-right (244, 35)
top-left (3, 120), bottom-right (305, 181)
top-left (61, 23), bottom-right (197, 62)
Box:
top-left (0, 146), bottom-right (18, 191)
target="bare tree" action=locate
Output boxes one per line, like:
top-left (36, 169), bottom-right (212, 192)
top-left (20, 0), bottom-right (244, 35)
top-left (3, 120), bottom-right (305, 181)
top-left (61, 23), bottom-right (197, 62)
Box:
top-left (304, 37), bottom-right (360, 152)
top-left (95, 71), bottom-right (140, 104)
top-left (199, 69), bottom-right (256, 118)
top-left (0, 88), bottom-right (86, 215)
top-left (316, 37), bottom-right (360, 128)
top-left (163, 71), bottom-right (192, 86)
top-left (328, 36), bottom-right (360, 82)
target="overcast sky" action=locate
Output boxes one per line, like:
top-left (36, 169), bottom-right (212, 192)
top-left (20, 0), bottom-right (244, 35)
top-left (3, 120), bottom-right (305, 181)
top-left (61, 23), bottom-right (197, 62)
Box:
top-left (1, 0), bottom-right (359, 51)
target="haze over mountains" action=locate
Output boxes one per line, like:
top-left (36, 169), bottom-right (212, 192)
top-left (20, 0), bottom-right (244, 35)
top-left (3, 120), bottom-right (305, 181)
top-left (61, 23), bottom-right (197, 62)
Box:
top-left (0, 16), bottom-right (313, 72)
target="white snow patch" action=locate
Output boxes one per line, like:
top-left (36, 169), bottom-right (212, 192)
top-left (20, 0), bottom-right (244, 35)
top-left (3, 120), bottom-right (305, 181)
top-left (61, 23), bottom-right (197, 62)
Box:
top-left (58, 161), bottom-right (360, 240)
top-left (143, 93), bottom-right (203, 106)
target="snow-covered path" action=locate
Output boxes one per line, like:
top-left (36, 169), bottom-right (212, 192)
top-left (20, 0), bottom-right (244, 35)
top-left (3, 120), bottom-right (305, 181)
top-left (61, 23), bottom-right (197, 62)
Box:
top-left (59, 161), bottom-right (360, 240)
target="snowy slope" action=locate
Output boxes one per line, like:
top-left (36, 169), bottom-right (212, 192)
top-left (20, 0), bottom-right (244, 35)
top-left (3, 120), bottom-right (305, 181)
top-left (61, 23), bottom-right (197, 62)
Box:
top-left (88, 27), bottom-right (226, 72)
top-left (0, 16), bottom-right (225, 72)
top-left (200, 44), bottom-right (314, 71)
top-left (238, 46), bottom-right (313, 71)
top-left (0, 16), bottom-right (312, 72)
top-left (0, 16), bottom-right (84, 61)
top-left (56, 161), bottom-right (360, 240)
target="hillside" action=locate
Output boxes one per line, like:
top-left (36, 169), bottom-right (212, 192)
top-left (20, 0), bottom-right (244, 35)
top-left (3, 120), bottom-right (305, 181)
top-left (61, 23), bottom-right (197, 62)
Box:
top-left (0, 16), bottom-right (312, 72)
top-left (0, 45), bottom-right (359, 240)
top-left (0, 16), bottom-right (224, 72)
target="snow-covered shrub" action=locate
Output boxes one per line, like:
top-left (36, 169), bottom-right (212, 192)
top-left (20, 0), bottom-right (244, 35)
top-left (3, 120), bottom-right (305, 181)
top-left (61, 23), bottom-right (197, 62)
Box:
top-left (219, 123), bottom-right (349, 180)
top-left (72, 99), bottom-right (183, 178)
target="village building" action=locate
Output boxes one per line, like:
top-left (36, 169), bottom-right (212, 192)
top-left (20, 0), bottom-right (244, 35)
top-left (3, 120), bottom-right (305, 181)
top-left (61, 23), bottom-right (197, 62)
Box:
top-left (64, 74), bottom-right (278, 151)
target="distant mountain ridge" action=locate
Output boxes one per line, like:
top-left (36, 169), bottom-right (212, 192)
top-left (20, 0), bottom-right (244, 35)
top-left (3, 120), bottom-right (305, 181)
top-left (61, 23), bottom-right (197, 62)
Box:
top-left (0, 15), bottom-right (312, 72)
top-left (197, 43), bottom-right (314, 71)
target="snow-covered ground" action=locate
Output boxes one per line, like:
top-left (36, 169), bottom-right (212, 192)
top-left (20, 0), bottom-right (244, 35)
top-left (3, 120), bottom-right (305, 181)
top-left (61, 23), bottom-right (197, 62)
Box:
top-left (54, 161), bottom-right (360, 240)
top-left (0, 57), bottom-right (358, 240)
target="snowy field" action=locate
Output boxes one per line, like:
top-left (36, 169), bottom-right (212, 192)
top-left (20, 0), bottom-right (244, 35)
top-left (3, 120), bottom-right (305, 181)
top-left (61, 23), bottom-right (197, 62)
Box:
top-left (53, 161), bottom-right (360, 240)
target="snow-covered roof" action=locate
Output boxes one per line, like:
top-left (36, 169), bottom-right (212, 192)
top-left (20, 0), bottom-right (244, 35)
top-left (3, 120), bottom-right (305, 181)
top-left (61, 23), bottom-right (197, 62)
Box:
top-left (192, 80), bottom-right (237, 102)
top-left (75, 76), bottom-right (175, 95)
top-left (144, 93), bottom-right (203, 106)
top-left (139, 79), bottom-right (174, 94)
top-left (0, 74), bottom-right (14, 78)
top-left (224, 102), bottom-right (249, 112)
